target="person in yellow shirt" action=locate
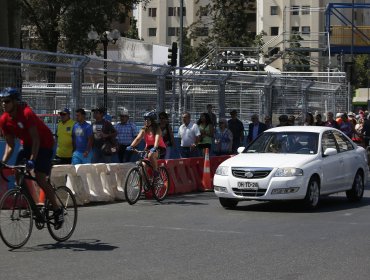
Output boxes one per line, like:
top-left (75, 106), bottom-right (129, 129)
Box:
top-left (55, 108), bottom-right (75, 164)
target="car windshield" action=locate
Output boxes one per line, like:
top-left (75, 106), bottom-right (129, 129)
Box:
top-left (245, 132), bottom-right (319, 154)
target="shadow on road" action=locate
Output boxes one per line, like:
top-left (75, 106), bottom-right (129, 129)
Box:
top-left (229, 196), bottom-right (370, 213)
top-left (14, 239), bottom-right (119, 252)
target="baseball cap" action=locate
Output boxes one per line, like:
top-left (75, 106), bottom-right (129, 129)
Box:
top-left (92, 106), bottom-right (105, 113)
top-left (119, 109), bottom-right (129, 116)
top-left (229, 109), bottom-right (237, 115)
top-left (58, 108), bottom-right (70, 114)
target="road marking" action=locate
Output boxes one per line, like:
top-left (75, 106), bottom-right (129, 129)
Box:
top-left (123, 224), bottom-right (243, 234)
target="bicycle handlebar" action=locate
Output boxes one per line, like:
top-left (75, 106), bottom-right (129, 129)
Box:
top-left (132, 149), bottom-right (149, 158)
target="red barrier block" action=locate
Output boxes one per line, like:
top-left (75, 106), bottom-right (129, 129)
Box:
top-left (158, 159), bottom-right (175, 195)
top-left (0, 169), bottom-right (16, 208)
top-left (0, 169), bottom-right (16, 198)
top-left (187, 157), bottom-right (204, 191)
top-left (164, 159), bottom-right (198, 193)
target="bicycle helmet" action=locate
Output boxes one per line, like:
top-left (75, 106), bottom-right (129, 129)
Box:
top-left (143, 111), bottom-right (157, 121)
top-left (0, 87), bottom-right (20, 100)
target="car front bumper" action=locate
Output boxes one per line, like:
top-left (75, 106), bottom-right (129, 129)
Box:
top-left (213, 174), bottom-right (308, 201)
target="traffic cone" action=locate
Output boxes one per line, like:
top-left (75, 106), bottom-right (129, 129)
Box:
top-left (201, 148), bottom-right (213, 191)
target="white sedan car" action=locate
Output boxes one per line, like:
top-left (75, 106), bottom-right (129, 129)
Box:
top-left (214, 126), bottom-right (368, 209)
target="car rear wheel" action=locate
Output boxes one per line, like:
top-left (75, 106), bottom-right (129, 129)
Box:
top-left (219, 198), bottom-right (238, 209)
top-left (346, 171), bottom-right (364, 202)
top-left (303, 177), bottom-right (320, 210)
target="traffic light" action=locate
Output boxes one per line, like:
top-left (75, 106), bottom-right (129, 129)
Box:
top-left (168, 42), bottom-right (178, 66)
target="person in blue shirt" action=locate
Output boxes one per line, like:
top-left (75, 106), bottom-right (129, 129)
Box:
top-left (115, 109), bottom-right (137, 163)
top-left (71, 108), bottom-right (93, 165)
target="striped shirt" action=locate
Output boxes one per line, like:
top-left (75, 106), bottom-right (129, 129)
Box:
top-left (115, 122), bottom-right (137, 145)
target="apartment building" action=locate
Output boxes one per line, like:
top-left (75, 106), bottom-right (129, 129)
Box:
top-left (257, 0), bottom-right (369, 71)
top-left (136, 0), bottom-right (212, 46)
top-left (135, 0), bottom-right (368, 71)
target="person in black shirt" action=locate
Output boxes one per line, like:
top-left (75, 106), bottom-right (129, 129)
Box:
top-left (228, 110), bottom-right (244, 153)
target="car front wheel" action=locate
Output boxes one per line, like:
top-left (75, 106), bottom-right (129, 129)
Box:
top-left (346, 171), bottom-right (364, 202)
top-left (219, 198), bottom-right (238, 209)
top-left (303, 177), bottom-right (320, 210)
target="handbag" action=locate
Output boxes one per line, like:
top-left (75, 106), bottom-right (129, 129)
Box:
top-left (101, 140), bottom-right (117, 155)
top-left (101, 120), bottom-right (118, 155)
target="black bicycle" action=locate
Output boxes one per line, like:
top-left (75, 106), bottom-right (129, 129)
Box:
top-left (124, 149), bottom-right (170, 205)
top-left (0, 163), bottom-right (78, 249)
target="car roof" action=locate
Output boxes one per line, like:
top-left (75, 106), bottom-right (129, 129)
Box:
top-left (265, 125), bottom-right (334, 133)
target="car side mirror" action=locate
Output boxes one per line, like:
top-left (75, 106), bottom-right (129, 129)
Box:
top-left (323, 147), bottom-right (337, 156)
top-left (237, 147), bottom-right (245, 153)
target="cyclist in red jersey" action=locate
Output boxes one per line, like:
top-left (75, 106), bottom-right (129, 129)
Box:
top-left (0, 88), bottom-right (64, 229)
top-left (127, 111), bottom-right (166, 184)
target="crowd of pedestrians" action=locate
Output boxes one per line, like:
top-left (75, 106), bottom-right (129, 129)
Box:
top-left (17, 100), bottom-right (370, 166)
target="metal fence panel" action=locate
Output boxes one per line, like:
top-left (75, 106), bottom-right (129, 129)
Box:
top-left (0, 47), bottom-right (349, 130)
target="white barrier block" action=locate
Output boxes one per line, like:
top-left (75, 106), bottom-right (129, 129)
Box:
top-left (107, 163), bottom-right (135, 200)
top-left (50, 165), bottom-right (86, 205)
top-left (106, 163), bottom-right (124, 200)
top-left (93, 163), bottom-right (115, 200)
top-left (75, 164), bottom-right (111, 202)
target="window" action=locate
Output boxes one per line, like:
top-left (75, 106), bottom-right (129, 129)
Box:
top-left (270, 6), bottom-right (278, 15)
top-left (291, 26), bottom-right (300, 33)
top-left (291, 5), bottom-right (299, 15)
top-left (321, 132), bottom-right (337, 153)
top-left (169, 6), bottom-right (186, 16)
top-left (268, 47), bottom-right (279, 56)
top-left (302, 26), bottom-right (311, 35)
top-left (148, 8), bottom-right (157, 17)
top-left (148, 28), bottom-right (157, 37)
top-left (168, 7), bottom-right (176, 16)
top-left (270, 27), bottom-right (279, 36)
top-left (195, 27), bottom-right (209, 36)
top-left (302, 6), bottom-right (310, 15)
top-left (333, 131), bottom-right (354, 152)
top-left (199, 6), bottom-right (208, 16)
top-left (168, 27), bottom-right (180, 37)
top-left (177, 7), bottom-right (186, 16)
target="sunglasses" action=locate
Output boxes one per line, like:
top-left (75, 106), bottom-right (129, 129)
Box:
top-left (59, 113), bottom-right (67, 116)
top-left (1, 99), bottom-right (12, 104)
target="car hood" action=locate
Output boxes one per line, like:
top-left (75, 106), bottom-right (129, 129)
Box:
top-left (221, 153), bottom-right (316, 168)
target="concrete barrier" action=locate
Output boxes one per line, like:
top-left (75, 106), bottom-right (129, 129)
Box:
top-left (50, 164), bottom-right (85, 205)
top-left (107, 163), bottom-right (135, 200)
top-left (75, 164), bottom-right (111, 202)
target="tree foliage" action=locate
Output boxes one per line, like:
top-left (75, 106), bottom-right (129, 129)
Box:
top-left (185, 0), bottom-right (256, 66)
top-left (21, 0), bottom-right (148, 54)
top-left (354, 54), bottom-right (370, 88)
top-left (284, 33), bottom-right (311, 72)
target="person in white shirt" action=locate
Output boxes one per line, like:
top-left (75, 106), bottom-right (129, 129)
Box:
top-left (178, 112), bottom-right (201, 158)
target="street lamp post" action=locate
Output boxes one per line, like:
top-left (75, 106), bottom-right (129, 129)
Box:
top-left (88, 29), bottom-right (120, 112)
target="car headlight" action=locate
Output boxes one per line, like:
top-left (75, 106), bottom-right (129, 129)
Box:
top-left (274, 168), bottom-right (303, 177)
top-left (215, 166), bottom-right (229, 176)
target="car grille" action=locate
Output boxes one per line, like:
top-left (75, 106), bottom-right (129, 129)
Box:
top-left (232, 188), bottom-right (267, 197)
top-left (231, 168), bottom-right (272, 179)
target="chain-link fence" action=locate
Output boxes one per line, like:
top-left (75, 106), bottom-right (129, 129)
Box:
top-left (0, 47), bottom-right (349, 130)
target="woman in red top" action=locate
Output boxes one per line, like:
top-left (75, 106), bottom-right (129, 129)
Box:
top-left (127, 111), bottom-right (166, 181)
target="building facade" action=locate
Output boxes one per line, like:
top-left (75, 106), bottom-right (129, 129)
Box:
top-left (136, 0), bottom-right (212, 46)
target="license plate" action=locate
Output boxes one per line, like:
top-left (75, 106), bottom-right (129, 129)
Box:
top-left (237, 182), bottom-right (259, 190)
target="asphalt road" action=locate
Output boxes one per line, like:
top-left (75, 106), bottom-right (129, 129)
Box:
top-left (1, 188), bottom-right (370, 280)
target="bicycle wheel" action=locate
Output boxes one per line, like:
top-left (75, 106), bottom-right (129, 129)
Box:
top-left (0, 189), bottom-right (33, 249)
top-left (124, 167), bottom-right (142, 205)
top-left (152, 166), bottom-right (170, 202)
top-left (46, 186), bottom-right (77, 242)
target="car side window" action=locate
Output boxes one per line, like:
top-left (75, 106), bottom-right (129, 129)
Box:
top-left (333, 131), bottom-right (354, 152)
top-left (321, 132), bottom-right (337, 153)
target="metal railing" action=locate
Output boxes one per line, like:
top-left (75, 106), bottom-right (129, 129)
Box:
top-left (0, 47), bottom-right (349, 129)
